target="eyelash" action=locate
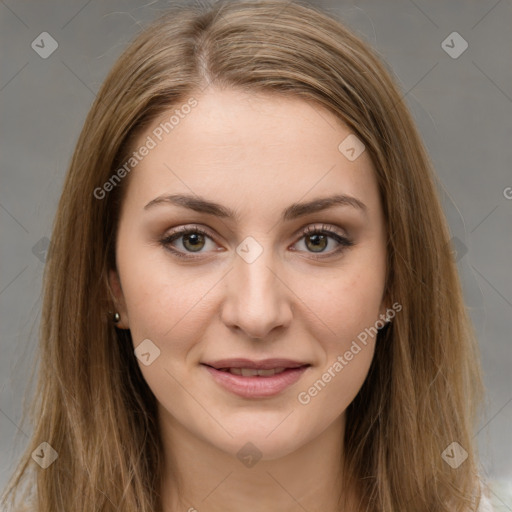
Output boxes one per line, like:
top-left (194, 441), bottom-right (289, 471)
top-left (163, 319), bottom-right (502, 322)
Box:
top-left (159, 224), bottom-right (354, 261)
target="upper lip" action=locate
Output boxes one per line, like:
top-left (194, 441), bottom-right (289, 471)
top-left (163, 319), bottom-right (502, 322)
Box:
top-left (202, 358), bottom-right (310, 370)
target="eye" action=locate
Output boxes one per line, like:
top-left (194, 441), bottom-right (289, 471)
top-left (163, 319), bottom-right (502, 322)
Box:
top-left (292, 224), bottom-right (354, 259)
top-left (159, 225), bottom-right (217, 259)
top-left (159, 223), bottom-right (354, 260)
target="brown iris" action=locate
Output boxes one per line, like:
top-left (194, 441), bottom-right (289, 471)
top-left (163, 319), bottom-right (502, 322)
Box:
top-left (182, 233), bottom-right (206, 252)
top-left (305, 233), bottom-right (328, 252)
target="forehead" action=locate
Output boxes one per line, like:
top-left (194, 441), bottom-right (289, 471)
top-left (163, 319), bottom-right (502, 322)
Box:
top-left (122, 87), bottom-right (379, 219)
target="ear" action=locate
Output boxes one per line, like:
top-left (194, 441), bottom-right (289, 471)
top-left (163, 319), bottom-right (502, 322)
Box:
top-left (108, 268), bottom-right (130, 329)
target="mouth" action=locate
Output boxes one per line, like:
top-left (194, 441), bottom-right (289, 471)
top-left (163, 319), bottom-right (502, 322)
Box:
top-left (213, 367), bottom-right (292, 376)
top-left (200, 358), bottom-right (311, 398)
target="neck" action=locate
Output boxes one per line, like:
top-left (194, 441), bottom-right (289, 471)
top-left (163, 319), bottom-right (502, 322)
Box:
top-left (159, 410), bottom-right (356, 512)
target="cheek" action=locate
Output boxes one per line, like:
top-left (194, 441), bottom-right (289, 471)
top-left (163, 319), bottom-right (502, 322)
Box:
top-left (117, 238), bottom-right (212, 342)
top-left (292, 261), bottom-right (384, 409)
top-left (117, 247), bottom-right (230, 410)
top-left (294, 267), bottom-right (383, 415)
top-left (295, 341), bottom-right (375, 435)
top-left (298, 263), bottom-right (385, 347)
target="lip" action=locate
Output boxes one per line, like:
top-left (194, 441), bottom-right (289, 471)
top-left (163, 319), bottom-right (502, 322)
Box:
top-left (202, 358), bottom-right (308, 370)
top-left (201, 360), bottom-right (310, 399)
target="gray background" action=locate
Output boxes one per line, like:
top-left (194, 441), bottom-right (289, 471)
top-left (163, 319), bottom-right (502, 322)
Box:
top-left (1, 0), bottom-right (511, 509)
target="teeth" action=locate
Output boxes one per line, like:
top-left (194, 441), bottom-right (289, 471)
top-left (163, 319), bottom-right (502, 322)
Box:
top-left (257, 368), bottom-right (281, 376)
top-left (219, 367), bottom-right (287, 376)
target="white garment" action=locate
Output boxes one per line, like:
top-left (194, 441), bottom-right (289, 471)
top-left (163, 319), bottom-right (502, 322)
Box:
top-left (478, 492), bottom-right (494, 511)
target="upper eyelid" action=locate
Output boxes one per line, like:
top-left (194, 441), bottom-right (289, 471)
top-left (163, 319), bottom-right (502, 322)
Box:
top-left (301, 224), bottom-right (347, 236)
top-left (165, 223), bottom-right (348, 241)
top-left (162, 224), bottom-right (351, 254)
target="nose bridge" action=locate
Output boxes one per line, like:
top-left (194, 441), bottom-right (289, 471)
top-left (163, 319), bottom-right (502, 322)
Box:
top-left (222, 236), bottom-right (292, 338)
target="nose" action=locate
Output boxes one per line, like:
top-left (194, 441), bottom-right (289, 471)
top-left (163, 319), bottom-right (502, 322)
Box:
top-left (220, 243), bottom-right (293, 340)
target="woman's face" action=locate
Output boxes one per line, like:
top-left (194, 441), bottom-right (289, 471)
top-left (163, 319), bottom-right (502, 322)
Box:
top-left (110, 87), bottom-right (388, 460)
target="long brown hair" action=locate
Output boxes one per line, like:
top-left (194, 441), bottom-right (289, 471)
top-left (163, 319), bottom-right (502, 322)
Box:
top-left (2, 1), bottom-right (485, 510)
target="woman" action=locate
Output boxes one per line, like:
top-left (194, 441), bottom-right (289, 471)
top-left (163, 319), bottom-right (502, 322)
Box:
top-left (2, 1), bottom-right (493, 510)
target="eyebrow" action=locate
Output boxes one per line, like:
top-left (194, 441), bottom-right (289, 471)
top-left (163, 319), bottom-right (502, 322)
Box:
top-left (144, 193), bottom-right (367, 221)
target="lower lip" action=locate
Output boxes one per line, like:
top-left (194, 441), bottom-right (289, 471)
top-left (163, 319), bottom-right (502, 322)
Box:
top-left (202, 364), bottom-right (309, 398)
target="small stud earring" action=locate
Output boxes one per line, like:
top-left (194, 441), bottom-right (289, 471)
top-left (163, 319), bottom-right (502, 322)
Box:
top-left (113, 312), bottom-right (121, 323)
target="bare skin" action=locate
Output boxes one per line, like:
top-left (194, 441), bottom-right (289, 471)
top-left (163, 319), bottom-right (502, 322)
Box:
top-left (110, 87), bottom-right (388, 512)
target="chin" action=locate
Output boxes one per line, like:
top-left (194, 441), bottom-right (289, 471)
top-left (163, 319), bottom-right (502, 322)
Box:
top-left (219, 432), bottom-right (306, 463)
top-left (205, 413), bottom-right (314, 461)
